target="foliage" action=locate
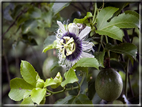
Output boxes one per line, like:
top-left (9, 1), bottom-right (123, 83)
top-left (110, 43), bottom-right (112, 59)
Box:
top-left (2, 1), bottom-right (140, 106)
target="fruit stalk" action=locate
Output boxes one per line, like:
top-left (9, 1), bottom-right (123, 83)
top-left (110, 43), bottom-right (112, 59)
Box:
top-left (124, 59), bottom-right (129, 97)
top-left (104, 58), bottom-right (111, 68)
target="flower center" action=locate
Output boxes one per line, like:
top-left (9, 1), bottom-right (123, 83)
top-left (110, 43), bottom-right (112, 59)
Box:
top-left (58, 36), bottom-right (76, 58)
top-left (57, 32), bottom-right (82, 61)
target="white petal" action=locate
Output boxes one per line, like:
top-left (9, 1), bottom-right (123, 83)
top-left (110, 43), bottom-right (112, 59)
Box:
top-left (80, 52), bottom-right (94, 58)
top-left (68, 23), bottom-right (79, 36)
top-left (78, 26), bottom-right (91, 40)
top-left (57, 21), bottom-right (66, 34)
top-left (82, 41), bottom-right (94, 52)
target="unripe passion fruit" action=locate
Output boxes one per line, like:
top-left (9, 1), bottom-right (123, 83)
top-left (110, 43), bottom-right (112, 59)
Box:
top-left (95, 68), bottom-right (123, 102)
top-left (42, 56), bottom-right (65, 79)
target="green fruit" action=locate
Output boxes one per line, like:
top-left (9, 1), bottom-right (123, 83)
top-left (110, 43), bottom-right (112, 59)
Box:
top-left (42, 56), bottom-right (65, 79)
top-left (95, 68), bottom-right (123, 101)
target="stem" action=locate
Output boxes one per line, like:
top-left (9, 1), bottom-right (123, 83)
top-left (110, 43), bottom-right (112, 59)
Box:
top-left (123, 29), bottom-right (131, 43)
top-left (2, 8), bottom-right (28, 37)
top-left (46, 86), bottom-right (79, 97)
top-left (105, 58), bottom-right (111, 68)
top-left (124, 59), bottom-right (129, 97)
top-left (93, 2), bottom-right (97, 24)
top-left (128, 74), bottom-right (134, 97)
top-left (80, 72), bottom-right (86, 86)
top-left (105, 35), bottom-right (110, 58)
top-left (101, 0), bottom-right (105, 9)
top-left (98, 35), bottom-right (104, 52)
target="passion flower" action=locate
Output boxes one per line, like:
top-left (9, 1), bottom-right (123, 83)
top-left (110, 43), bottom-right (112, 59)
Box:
top-left (56, 21), bottom-right (94, 70)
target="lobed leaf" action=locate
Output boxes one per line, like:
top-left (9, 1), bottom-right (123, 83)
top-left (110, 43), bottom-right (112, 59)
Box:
top-left (96, 7), bottom-right (139, 41)
top-left (104, 13), bottom-right (139, 29)
top-left (8, 78), bottom-right (34, 101)
top-left (125, 10), bottom-right (139, 19)
top-left (20, 60), bottom-right (38, 86)
top-left (96, 7), bottom-right (119, 29)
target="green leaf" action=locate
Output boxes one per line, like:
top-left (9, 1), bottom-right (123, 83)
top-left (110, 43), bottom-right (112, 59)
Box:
top-left (55, 94), bottom-right (93, 104)
top-left (105, 13), bottom-right (139, 29)
top-left (22, 19), bottom-right (38, 34)
top-left (44, 78), bottom-right (57, 87)
top-left (55, 95), bottom-right (74, 104)
top-left (21, 97), bottom-right (34, 105)
top-left (67, 82), bottom-right (79, 96)
top-left (95, 26), bottom-right (124, 41)
top-left (72, 58), bottom-right (99, 70)
top-left (36, 78), bottom-right (44, 88)
top-left (43, 35), bottom-right (56, 49)
top-left (40, 97), bottom-right (46, 104)
top-left (8, 78), bottom-right (34, 101)
top-left (96, 7), bottom-right (119, 29)
top-left (52, 2), bottom-right (70, 15)
top-left (105, 43), bottom-right (137, 60)
top-left (73, 12), bottom-right (92, 24)
top-left (61, 68), bottom-right (78, 87)
top-left (11, 4), bottom-right (23, 19)
top-left (96, 7), bottom-right (139, 41)
top-left (23, 90), bottom-right (31, 99)
top-left (17, 15), bottom-right (30, 27)
top-left (29, 7), bottom-right (42, 19)
top-left (42, 40), bottom-right (57, 53)
top-left (21, 33), bottom-right (38, 46)
top-left (42, 11), bottom-right (52, 27)
top-left (94, 50), bottom-right (105, 67)
top-left (20, 60), bottom-right (38, 86)
top-left (51, 72), bottom-right (63, 88)
top-left (69, 94), bottom-right (93, 104)
top-left (31, 88), bottom-right (46, 105)
top-left (125, 10), bottom-right (139, 19)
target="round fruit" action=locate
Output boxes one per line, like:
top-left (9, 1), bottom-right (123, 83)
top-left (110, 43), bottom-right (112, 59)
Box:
top-left (42, 56), bottom-right (65, 79)
top-left (95, 68), bottom-right (123, 101)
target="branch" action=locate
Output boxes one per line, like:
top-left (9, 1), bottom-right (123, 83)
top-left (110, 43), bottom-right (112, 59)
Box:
top-left (4, 55), bottom-right (10, 87)
top-left (123, 29), bottom-right (131, 43)
top-left (70, 3), bottom-right (86, 14)
top-left (2, 8), bottom-right (28, 37)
